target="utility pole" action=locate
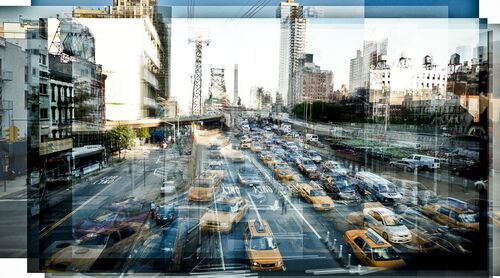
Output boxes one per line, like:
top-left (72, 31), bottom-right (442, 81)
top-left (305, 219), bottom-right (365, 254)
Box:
top-left (189, 35), bottom-right (210, 116)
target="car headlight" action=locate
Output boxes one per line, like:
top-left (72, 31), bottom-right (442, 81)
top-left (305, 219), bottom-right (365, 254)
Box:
top-left (251, 262), bottom-right (259, 266)
top-left (277, 260), bottom-right (283, 266)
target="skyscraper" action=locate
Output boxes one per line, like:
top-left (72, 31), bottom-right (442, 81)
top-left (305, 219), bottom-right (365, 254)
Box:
top-left (278, 0), bottom-right (306, 108)
top-left (348, 38), bottom-right (387, 97)
top-left (233, 64), bottom-right (238, 105)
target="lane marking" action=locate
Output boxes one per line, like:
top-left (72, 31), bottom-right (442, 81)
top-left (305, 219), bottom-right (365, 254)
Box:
top-left (39, 176), bottom-right (122, 239)
top-left (247, 154), bottom-right (322, 240)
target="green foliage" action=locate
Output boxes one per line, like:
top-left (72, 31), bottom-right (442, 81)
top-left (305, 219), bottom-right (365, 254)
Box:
top-left (108, 125), bottom-right (136, 158)
top-left (136, 127), bottom-right (151, 139)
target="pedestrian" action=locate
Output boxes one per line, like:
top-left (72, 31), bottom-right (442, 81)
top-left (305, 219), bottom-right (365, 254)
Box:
top-left (150, 201), bottom-right (157, 220)
top-left (280, 194), bottom-right (287, 215)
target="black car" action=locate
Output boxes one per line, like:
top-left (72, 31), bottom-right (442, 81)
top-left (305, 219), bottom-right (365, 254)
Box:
top-left (155, 205), bottom-right (178, 226)
top-left (127, 218), bottom-right (200, 272)
top-left (451, 163), bottom-right (488, 180)
top-left (320, 173), bottom-right (359, 201)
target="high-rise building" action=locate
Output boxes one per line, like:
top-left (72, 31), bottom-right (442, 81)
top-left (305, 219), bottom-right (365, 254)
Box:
top-left (278, 0), bottom-right (306, 108)
top-left (349, 49), bottom-right (362, 94)
top-left (348, 39), bottom-right (387, 97)
top-left (76, 17), bottom-right (162, 121)
top-left (297, 54), bottom-right (334, 103)
top-left (233, 64), bottom-right (238, 105)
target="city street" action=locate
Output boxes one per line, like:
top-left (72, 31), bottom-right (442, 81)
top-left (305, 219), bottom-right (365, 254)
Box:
top-left (32, 123), bottom-right (491, 276)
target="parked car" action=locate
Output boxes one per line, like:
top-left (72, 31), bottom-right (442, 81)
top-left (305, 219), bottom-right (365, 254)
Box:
top-left (402, 154), bottom-right (440, 171)
top-left (389, 160), bottom-right (419, 172)
top-left (354, 172), bottom-right (402, 205)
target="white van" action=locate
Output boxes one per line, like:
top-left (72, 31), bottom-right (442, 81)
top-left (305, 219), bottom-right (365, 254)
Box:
top-left (402, 154), bottom-right (440, 171)
top-left (305, 133), bottom-right (319, 142)
top-left (280, 124), bottom-right (291, 134)
top-left (354, 172), bottom-right (402, 204)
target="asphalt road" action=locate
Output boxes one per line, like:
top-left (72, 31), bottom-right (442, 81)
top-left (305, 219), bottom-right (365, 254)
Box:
top-left (25, 129), bottom-right (492, 276)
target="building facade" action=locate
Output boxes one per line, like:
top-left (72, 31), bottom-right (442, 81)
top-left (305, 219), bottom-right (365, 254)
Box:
top-left (297, 54), bottom-right (334, 103)
top-left (369, 54), bottom-right (448, 118)
top-left (278, 0), bottom-right (306, 108)
top-left (76, 17), bottom-right (162, 122)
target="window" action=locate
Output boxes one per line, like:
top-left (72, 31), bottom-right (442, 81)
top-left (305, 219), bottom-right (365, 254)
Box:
top-left (40, 108), bottom-right (48, 119)
top-left (39, 54), bottom-right (47, 65)
top-left (32, 68), bottom-right (37, 76)
top-left (354, 237), bottom-right (365, 249)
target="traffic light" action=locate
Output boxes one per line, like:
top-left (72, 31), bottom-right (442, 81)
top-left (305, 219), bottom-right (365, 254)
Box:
top-left (5, 126), bottom-right (19, 142)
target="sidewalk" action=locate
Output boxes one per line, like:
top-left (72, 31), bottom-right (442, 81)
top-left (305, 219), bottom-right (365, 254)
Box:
top-left (0, 175), bottom-right (27, 199)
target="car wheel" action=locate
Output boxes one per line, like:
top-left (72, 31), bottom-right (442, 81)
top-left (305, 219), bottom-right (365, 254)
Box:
top-left (422, 165), bottom-right (430, 171)
top-left (382, 232), bottom-right (389, 242)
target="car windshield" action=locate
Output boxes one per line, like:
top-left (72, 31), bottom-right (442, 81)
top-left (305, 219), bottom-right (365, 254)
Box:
top-left (209, 165), bottom-right (224, 170)
top-left (372, 247), bottom-right (401, 261)
top-left (80, 233), bottom-right (108, 246)
top-left (383, 215), bottom-right (404, 226)
top-left (334, 176), bottom-right (350, 189)
top-left (209, 203), bottom-right (235, 213)
top-left (310, 189), bottom-right (326, 196)
top-left (458, 213), bottom-right (479, 223)
top-left (193, 181), bottom-right (212, 188)
top-left (303, 160), bottom-right (315, 166)
top-left (378, 183), bottom-right (397, 193)
top-left (250, 236), bottom-right (278, 250)
top-left (157, 207), bottom-right (175, 216)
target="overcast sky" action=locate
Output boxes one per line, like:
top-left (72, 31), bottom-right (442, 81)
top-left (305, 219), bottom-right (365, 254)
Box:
top-left (171, 17), bottom-right (483, 112)
top-left (0, 6), bottom-right (484, 114)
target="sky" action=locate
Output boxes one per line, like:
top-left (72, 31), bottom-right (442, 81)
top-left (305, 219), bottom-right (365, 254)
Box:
top-left (171, 17), bottom-right (483, 112)
top-left (0, 5), bottom-right (484, 114)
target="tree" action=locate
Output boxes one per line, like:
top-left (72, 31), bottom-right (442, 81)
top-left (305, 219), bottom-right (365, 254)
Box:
top-left (136, 127), bottom-right (151, 142)
top-left (108, 125), bottom-right (136, 159)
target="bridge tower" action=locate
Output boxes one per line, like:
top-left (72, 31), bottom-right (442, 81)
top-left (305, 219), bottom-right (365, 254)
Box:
top-left (188, 35), bottom-right (210, 115)
top-left (207, 67), bottom-right (230, 108)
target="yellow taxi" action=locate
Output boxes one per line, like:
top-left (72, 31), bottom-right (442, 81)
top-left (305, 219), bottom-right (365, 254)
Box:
top-left (259, 152), bottom-right (274, 164)
top-left (244, 219), bottom-right (285, 271)
top-left (296, 182), bottom-right (334, 210)
top-left (240, 138), bottom-right (252, 149)
top-left (187, 173), bottom-right (221, 202)
top-left (44, 223), bottom-right (146, 272)
top-left (344, 228), bottom-right (406, 269)
top-left (421, 203), bottom-right (479, 232)
top-left (273, 165), bottom-right (294, 181)
top-left (200, 197), bottom-right (249, 233)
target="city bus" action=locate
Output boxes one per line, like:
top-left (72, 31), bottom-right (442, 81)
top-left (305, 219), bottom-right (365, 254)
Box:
top-left (45, 145), bottom-right (106, 185)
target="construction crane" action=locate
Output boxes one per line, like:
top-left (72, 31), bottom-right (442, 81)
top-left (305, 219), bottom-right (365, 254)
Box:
top-left (188, 35), bottom-right (210, 116)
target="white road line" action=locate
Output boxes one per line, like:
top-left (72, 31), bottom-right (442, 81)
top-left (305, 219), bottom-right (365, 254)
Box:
top-left (39, 176), bottom-right (122, 239)
top-left (247, 154), bottom-right (322, 240)
top-left (0, 199), bottom-right (27, 202)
